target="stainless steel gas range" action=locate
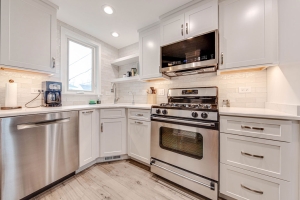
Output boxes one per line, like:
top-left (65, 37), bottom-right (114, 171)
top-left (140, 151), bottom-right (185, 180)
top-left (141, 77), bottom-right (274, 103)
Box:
top-left (150, 87), bottom-right (219, 200)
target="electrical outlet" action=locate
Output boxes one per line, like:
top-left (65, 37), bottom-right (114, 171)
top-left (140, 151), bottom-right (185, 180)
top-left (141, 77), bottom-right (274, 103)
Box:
top-left (31, 88), bottom-right (42, 94)
top-left (158, 89), bottom-right (165, 96)
top-left (239, 87), bottom-right (252, 93)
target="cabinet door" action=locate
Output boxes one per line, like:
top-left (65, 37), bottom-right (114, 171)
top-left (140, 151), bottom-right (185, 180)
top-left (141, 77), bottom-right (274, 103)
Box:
top-left (0, 0), bottom-right (57, 73)
top-left (139, 25), bottom-right (162, 80)
top-left (100, 118), bottom-right (127, 157)
top-left (160, 14), bottom-right (185, 46)
top-left (128, 119), bottom-right (151, 164)
top-left (184, 0), bottom-right (218, 38)
top-left (79, 110), bottom-right (99, 167)
top-left (219, 0), bottom-right (277, 69)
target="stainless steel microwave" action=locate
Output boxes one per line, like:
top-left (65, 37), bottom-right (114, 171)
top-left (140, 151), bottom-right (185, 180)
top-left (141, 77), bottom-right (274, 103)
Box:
top-left (160, 30), bottom-right (218, 77)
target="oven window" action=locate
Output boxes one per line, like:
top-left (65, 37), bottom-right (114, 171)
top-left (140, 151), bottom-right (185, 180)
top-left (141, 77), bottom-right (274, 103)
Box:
top-left (159, 127), bottom-right (203, 160)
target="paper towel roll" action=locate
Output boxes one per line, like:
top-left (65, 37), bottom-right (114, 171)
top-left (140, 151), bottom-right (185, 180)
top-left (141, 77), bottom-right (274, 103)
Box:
top-left (5, 82), bottom-right (18, 107)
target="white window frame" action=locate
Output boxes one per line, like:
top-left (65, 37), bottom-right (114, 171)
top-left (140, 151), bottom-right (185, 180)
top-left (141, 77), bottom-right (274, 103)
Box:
top-left (61, 27), bottom-right (101, 95)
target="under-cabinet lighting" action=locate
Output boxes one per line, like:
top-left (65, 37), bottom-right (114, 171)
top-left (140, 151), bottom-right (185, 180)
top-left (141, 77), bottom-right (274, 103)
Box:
top-left (217, 66), bottom-right (269, 75)
top-left (0, 66), bottom-right (54, 76)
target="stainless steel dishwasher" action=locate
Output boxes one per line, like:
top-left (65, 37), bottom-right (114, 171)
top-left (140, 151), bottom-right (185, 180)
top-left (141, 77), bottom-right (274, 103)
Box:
top-left (0, 111), bottom-right (79, 200)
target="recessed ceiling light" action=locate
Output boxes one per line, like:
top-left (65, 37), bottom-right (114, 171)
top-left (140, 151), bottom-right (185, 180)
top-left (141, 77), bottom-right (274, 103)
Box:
top-left (112, 32), bottom-right (119, 37)
top-left (103, 5), bottom-right (114, 14)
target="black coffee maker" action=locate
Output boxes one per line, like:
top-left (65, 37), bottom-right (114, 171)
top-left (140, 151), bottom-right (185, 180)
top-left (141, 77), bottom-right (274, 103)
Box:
top-left (42, 81), bottom-right (62, 107)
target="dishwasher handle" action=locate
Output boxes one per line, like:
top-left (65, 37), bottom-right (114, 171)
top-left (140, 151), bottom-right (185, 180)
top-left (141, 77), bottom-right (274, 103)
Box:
top-left (17, 118), bottom-right (70, 130)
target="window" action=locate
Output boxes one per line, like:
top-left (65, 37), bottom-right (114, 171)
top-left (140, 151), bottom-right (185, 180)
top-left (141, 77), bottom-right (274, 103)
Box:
top-left (68, 40), bottom-right (94, 92)
top-left (61, 27), bottom-right (101, 95)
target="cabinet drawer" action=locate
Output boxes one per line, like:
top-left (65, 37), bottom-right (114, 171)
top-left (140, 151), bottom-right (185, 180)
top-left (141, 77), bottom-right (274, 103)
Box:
top-left (221, 133), bottom-right (291, 181)
top-left (220, 164), bottom-right (290, 200)
top-left (220, 116), bottom-right (292, 142)
top-left (128, 109), bottom-right (151, 121)
top-left (100, 109), bottom-right (125, 119)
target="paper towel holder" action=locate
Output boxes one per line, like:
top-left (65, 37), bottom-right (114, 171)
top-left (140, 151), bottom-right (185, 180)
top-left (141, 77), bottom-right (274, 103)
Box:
top-left (1, 79), bottom-right (22, 110)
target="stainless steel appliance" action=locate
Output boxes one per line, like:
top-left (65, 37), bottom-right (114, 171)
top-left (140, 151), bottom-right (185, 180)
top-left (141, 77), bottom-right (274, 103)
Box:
top-left (160, 30), bottom-right (218, 77)
top-left (151, 87), bottom-right (219, 200)
top-left (0, 111), bottom-right (79, 200)
top-left (42, 81), bottom-right (62, 107)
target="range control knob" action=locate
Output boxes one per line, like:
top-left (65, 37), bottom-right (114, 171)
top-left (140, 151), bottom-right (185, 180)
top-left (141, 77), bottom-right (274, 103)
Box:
top-left (201, 112), bottom-right (208, 119)
top-left (156, 109), bottom-right (161, 114)
top-left (162, 110), bottom-right (168, 115)
top-left (191, 112), bottom-right (198, 118)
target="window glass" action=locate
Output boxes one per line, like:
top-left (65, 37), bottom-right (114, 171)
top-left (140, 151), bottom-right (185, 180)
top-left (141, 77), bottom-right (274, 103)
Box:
top-left (159, 127), bottom-right (203, 160)
top-left (68, 40), bottom-right (93, 91)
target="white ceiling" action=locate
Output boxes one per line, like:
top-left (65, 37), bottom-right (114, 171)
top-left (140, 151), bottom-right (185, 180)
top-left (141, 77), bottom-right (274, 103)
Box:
top-left (49, 0), bottom-right (192, 49)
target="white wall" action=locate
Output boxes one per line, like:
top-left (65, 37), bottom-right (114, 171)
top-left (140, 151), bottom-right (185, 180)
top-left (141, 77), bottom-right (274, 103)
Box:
top-left (117, 43), bottom-right (268, 108)
top-left (0, 20), bottom-right (119, 107)
top-left (267, 0), bottom-right (300, 106)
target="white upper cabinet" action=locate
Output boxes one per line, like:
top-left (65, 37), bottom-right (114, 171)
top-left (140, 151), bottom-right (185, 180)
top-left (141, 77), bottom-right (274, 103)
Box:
top-left (139, 23), bottom-right (165, 80)
top-left (184, 0), bottom-right (218, 39)
top-left (160, 0), bottom-right (218, 46)
top-left (219, 0), bottom-right (278, 69)
top-left (160, 14), bottom-right (185, 46)
top-left (0, 0), bottom-right (58, 73)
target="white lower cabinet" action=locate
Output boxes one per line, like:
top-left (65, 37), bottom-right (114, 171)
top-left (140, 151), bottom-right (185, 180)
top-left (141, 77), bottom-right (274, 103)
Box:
top-left (220, 164), bottom-right (290, 200)
top-left (128, 119), bottom-right (151, 164)
top-left (79, 110), bottom-right (99, 167)
top-left (100, 111), bottom-right (127, 157)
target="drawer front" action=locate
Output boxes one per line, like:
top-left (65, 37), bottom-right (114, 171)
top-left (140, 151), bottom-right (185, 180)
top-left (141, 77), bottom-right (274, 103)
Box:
top-left (221, 133), bottom-right (291, 181)
top-left (128, 109), bottom-right (151, 121)
top-left (220, 164), bottom-right (290, 200)
top-left (220, 116), bottom-right (292, 142)
top-left (100, 109), bottom-right (125, 119)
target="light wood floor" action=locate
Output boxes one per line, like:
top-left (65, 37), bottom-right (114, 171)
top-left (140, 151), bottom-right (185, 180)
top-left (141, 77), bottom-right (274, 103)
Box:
top-left (33, 160), bottom-right (219, 200)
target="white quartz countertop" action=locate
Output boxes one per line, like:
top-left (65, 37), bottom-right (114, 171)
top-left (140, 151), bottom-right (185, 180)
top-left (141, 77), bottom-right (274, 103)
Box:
top-left (220, 107), bottom-right (300, 121)
top-left (0, 104), bottom-right (153, 118)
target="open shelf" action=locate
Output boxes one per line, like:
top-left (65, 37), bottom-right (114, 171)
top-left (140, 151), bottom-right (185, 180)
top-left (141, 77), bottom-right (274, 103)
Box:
top-left (111, 53), bottom-right (139, 67)
top-left (111, 75), bottom-right (140, 83)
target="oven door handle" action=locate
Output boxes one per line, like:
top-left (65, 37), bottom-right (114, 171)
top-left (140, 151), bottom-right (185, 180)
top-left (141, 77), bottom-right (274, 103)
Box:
top-left (151, 162), bottom-right (215, 190)
top-left (151, 116), bottom-right (215, 127)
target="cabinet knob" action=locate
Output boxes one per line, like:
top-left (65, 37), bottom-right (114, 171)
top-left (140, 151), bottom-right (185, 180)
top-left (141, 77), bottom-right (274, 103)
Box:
top-left (181, 24), bottom-right (183, 36)
top-left (135, 121), bottom-right (143, 125)
top-left (52, 57), bottom-right (56, 68)
top-left (186, 23), bottom-right (188, 34)
top-left (221, 53), bottom-right (224, 65)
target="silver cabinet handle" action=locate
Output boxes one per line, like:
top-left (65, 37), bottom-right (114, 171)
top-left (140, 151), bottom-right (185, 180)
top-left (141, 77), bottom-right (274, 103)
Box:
top-left (151, 161), bottom-right (214, 190)
top-left (136, 114), bottom-right (143, 116)
top-left (221, 52), bottom-right (224, 65)
top-left (101, 123), bottom-right (103, 132)
top-left (241, 125), bottom-right (251, 129)
top-left (52, 57), bottom-right (56, 68)
top-left (181, 24), bottom-right (183, 36)
top-left (135, 121), bottom-right (143, 125)
top-left (241, 125), bottom-right (264, 131)
top-left (241, 151), bottom-right (264, 159)
top-left (152, 116), bottom-right (215, 127)
top-left (252, 127), bottom-right (264, 131)
top-left (17, 118), bottom-right (70, 130)
top-left (241, 184), bottom-right (263, 194)
top-left (83, 111), bottom-right (93, 114)
top-left (186, 23), bottom-right (188, 34)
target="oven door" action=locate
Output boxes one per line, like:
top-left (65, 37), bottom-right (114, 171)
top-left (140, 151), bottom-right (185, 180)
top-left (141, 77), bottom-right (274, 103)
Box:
top-left (151, 116), bottom-right (219, 181)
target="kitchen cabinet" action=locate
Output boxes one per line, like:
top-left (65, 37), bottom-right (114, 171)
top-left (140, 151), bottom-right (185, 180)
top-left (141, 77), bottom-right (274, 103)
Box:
top-left (79, 109), bottom-right (99, 167)
top-left (100, 109), bottom-right (127, 157)
top-left (0, 0), bottom-right (58, 73)
top-left (219, 0), bottom-right (278, 70)
top-left (220, 115), bottom-right (299, 200)
top-left (160, 0), bottom-right (218, 46)
top-left (139, 23), bottom-right (166, 80)
top-left (128, 109), bottom-right (151, 164)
